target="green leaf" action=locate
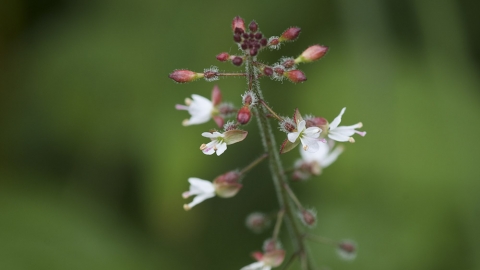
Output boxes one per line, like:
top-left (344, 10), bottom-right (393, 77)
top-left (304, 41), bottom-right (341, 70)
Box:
top-left (224, 130), bottom-right (248, 145)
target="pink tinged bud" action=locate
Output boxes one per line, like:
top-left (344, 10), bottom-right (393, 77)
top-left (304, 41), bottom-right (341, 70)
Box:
top-left (249, 20), bottom-right (258, 32)
top-left (280, 27), bottom-right (301, 41)
top-left (273, 67), bottom-right (284, 76)
top-left (204, 70), bottom-right (217, 80)
top-left (299, 209), bottom-right (317, 227)
top-left (211, 85), bottom-right (222, 106)
top-left (232, 16), bottom-right (245, 32)
top-left (216, 52), bottom-right (229, 62)
top-left (245, 212), bottom-right (271, 234)
top-left (213, 171), bottom-right (242, 198)
top-left (337, 240), bottom-right (357, 261)
top-left (282, 58), bottom-right (295, 69)
top-left (262, 238), bottom-right (281, 253)
top-left (285, 70), bottom-right (307, 83)
top-left (237, 105), bottom-right (252, 125)
top-left (232, 56), bottom-right (243, 66)
top-left (213, 116), bottom-right (224, 128)
top-left (305, 117), bottom-right (327, 128)
top-left (252, 252), bottom-right (263, 261)
top-left (169, 70), bottom-right (203, 83)
top-left (295, 45), bottom-right (329, 63)
top-left (262, 250), bottom-right (286, 267)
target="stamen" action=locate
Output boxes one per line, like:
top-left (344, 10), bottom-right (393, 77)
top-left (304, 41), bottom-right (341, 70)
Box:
top-left (355, 131), bottom-right (366, 137)
top-left (182, 119), bottom-right (189, 126)
top-left (183, 204), bottom-right (191, 211)
top-left (303, 145), bottom-right (308, 151)
top-left (185, 98), bottom-right (192, 105)
top-left (200, 144), bottom-right (207, 150)
top-left (175, 104), bottom-right (189, 110)
top-left (348, 137), bottom-right (355, 143)
top-left (182, 191), bottom-right (190, 199)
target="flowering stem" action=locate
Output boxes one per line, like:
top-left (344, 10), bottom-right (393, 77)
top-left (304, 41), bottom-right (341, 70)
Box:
top-left (246, 59), bottom-right (314, 270)
top-left (305, 234), bottom-right (339, 247)
top-left (217, 72), bottom-right (247, 77)
top-left (283, 183), bottom-right (305, 211)
top-left (272, 209), bottom-right (285, 241)
top-left (280, 253), bottom-right (298, 270)
top-left (259, 99), bottom-right (283, 121)
top-left (239, 153), bottom-right (268, 175)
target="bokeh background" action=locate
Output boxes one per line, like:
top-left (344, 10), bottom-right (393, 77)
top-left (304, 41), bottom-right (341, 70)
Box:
top-left (1, 0), bottom-right (479, 269)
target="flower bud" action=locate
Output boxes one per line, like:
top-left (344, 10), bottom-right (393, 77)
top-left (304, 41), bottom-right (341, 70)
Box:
top-left (249, 20), bottom-right (258, 32)
top-left (337, 240), bottom-right (357, 261)
top-left (169, 69), bottom-right (203, 83)
top-left (232, 56), bottom-right (243, 66)
top-left (242, 91), bottom-right (257, 106)
top-left (263, 67), bottom-right (273, 76)
top-left (245, 212), bottom-right (271, 233)
top-left (279, 118), bottom-right (296, 133)
top-left (216, 52), bottom-right (229, 62)
top-left (279, 27), bottom-right (301, 41)
top-left (281, 58), bottom-right (296, 69)
top-left (223, 120), bottom-right (238, 131)
top-left (295, 45), bottom-right (329, 63)
top-left (268, 37), bottom-right (280, 49)
top-left (213, 171), bottom-right (242, 198)
top-left (237, 105), bottom-right (252, 125)
top-left (298, 209), bottom-right (317, 227)
top-left (284, 70), bottom-right (307, 83)
top-left (263, 238), bottom-right (282, 253)
top-left (232, 16), bottom-right (245, 32)
top-left (203, 66), bottom-right (219, 82)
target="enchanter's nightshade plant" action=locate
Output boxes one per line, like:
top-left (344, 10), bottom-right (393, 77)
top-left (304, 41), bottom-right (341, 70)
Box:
top-left (170, 16), bottom-right (365, 269)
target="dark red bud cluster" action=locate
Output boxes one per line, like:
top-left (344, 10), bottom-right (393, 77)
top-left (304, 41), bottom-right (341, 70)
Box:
top-left (232, 19), bottom-right (268, 56)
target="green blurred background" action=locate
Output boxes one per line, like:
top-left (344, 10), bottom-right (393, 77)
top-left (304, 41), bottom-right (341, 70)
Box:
top-left (1, 0), bottom-right (479, 269)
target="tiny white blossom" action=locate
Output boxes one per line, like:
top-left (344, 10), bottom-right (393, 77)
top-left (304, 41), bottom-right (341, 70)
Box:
top-left (328, 107), bottom-right (366, 143)
top-left (176, 94), bottom-right (213, 126)
top-left (182, 178), bottom-right (215, 210)
top-left (287, 120), bottom-right (322, 152)
top-left (200, 132), bottom-right (227, 156)
top-left (299, 140), bottom-right (344, 169)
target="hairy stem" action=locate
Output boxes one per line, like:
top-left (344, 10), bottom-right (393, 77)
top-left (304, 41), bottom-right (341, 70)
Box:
top-left (246, 59), bottom-right (314, 270)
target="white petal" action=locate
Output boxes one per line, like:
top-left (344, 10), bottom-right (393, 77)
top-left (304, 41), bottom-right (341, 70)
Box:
top-left (240, 261), bottom-right (266, 270)
top-left (190, 94), bottom-right (213, 112)
top-left (321, 145), bottom-right (344, 168)
top-left (186, 192), bottom-right (215, 209)
top-left (301, 137), bottom-right (320, 153)
top-left (328, 131), bottom-right (350, 142)
top-left (202, 141), bottom-right (216, 155)
top-left (300, 141), bottom-right (329, 163)
top-left (216, 142), bottom-right (227, 156)
top-left (202, 132), bottom-right (216, 138)
top-left (288, 132), bottom-right (300, 143)
top-left (188, 178), bottom-right (215, 194)
top-left (329, 107), bottom-right (346, 130)
top-left (187, 114), bottom-right (211, 125)
top-left (304, 127), bottom-right (321, 138)
top-left (297, 120), bottom-right (306, 131)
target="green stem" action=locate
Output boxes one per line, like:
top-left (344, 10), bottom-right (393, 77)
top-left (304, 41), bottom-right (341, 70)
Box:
top-left (240, 153), bottom-right (268, 175)
top-left (246, 59), bottom-right (314, 270)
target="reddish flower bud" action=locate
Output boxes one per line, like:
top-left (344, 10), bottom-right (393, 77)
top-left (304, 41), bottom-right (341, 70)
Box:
top-left (260, 38), bottom-right (268, 46)
top-left (337, 240), bottom-right (357, 261)
top-left (280, 27), bottom-right (301, 41)
top-left (232, 16), bottom-right (245, 32)
top-left (263, 67), bottom-right (273, 76)
top-left (216, 52), bottom-right (229, 62)
top-left (269, 38), bottom-right (279, 46)
top-left (245, 212), bottom-right (271, 234)
top-left (298, 209), bottom-right (317, 227)
top-left (249, 48), bottom-right (258, 56)
top-left (213, 171), bottom-right (242, 198)
top-left (211, 85), bottom-right (222, 106)
top-left (285, 70), bottom-right (307, 83)
top-left (273, 67), bottom-right (284, 76)
top-left (249, 20), bottom-right (258, 32)
top-left (233, 33), bottom-right (242, 43)
top-left (281, 58), bottom-right (295, 69)
top-left (263, 238), bottom-right (281, 253)
top-left (169, 69), bottom-right (203, 83)
top-left (295, 45), bottom-right (329, 63)
top-left (232, 56), bottom-right (243, 66)
top-left (237, 105), bottom-right (252, 125)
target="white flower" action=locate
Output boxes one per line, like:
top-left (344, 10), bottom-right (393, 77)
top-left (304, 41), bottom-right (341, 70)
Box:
top-left (182, 178), bottom-right (215, 210)
top-left (200, 131), bottom-right (227, 156)
top-left (287, 120), bottom-right (322, 152)
top-left (299, 140), bottom-right (344, 169)
top-left (176, 94), bottom-right (213, 126)
top-left (241, 261), bottom-right (271, 270)
top-left (328, 107), bottom-right (366, 143)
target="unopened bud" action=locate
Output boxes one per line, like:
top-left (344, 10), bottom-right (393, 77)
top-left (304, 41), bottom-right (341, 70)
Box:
top-left (237, 105), bottom-right (252, 125)
top-left (285, 70), bottom-right (307, 83)
top-left (232, 16), bottom-right (245, 32)
top-left (263, 67), bottom-right (273, 76)
top-left (203, 66), bottom-right (219, 82)
top-left (280, 27), bottom-right (301, 41)
top-left (305, 116), bottom-right (328, 132)
top-left (241, 91), bottom-right (257, 106)
top-left (298, 209), bottom-right (317, 227)
top-left (169, 69), bottom-right (203, 83)
top-left (216, 52), bottom-right (229, 62)
top-left (249, 20), bottom-right (258, 32)
top-left (232, 56), bottom-right (243, 66)
top-left (263, 238), bottom-right (281, 253)
top-left (279, 118), bottom-right (296, 133)
top-left (245, 212), bottom-right (271, 233)
top-left (223, 120), bottom-right (238, 131)
top-left (337, 240), bottom-right (357, 261)
top-left (213, 171), bottom-right (242, 198)
top-left (268, 37), bottom-right (280, 49)
top-left (295, 45), bottom-right (329, 63)
top-left (250, 48), bottom-right (258, 56)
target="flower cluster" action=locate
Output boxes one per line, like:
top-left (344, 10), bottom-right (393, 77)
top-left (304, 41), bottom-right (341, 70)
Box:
top-left (170, 16), bottom-right (366, 269)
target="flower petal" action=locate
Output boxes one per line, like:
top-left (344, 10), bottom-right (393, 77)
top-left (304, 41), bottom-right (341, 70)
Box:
top-left (188, 178), bottom-right (215, 193)
top-left (321, 145), bottom-right (344, 168)
top-left (300, 136), bottom-right (320, 153)
top-left (329, 107), bottom-right (346, 130)
top-left (328, 131), bottom-right (350, 142)
top-left (304, 126), bottom-right (321, 138)
top-left (288, 131), bottom-right (300, 143)
top-left (297, 120), bottom-right (306, 131)
top-left (300, 141), bottom-right (329, 163)
top-left (186, 192), bottom-right (215, 209)
top-left (216, 142), bottom-right (227, 156)
top-left (240, 261), bottom-right (266, 270)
